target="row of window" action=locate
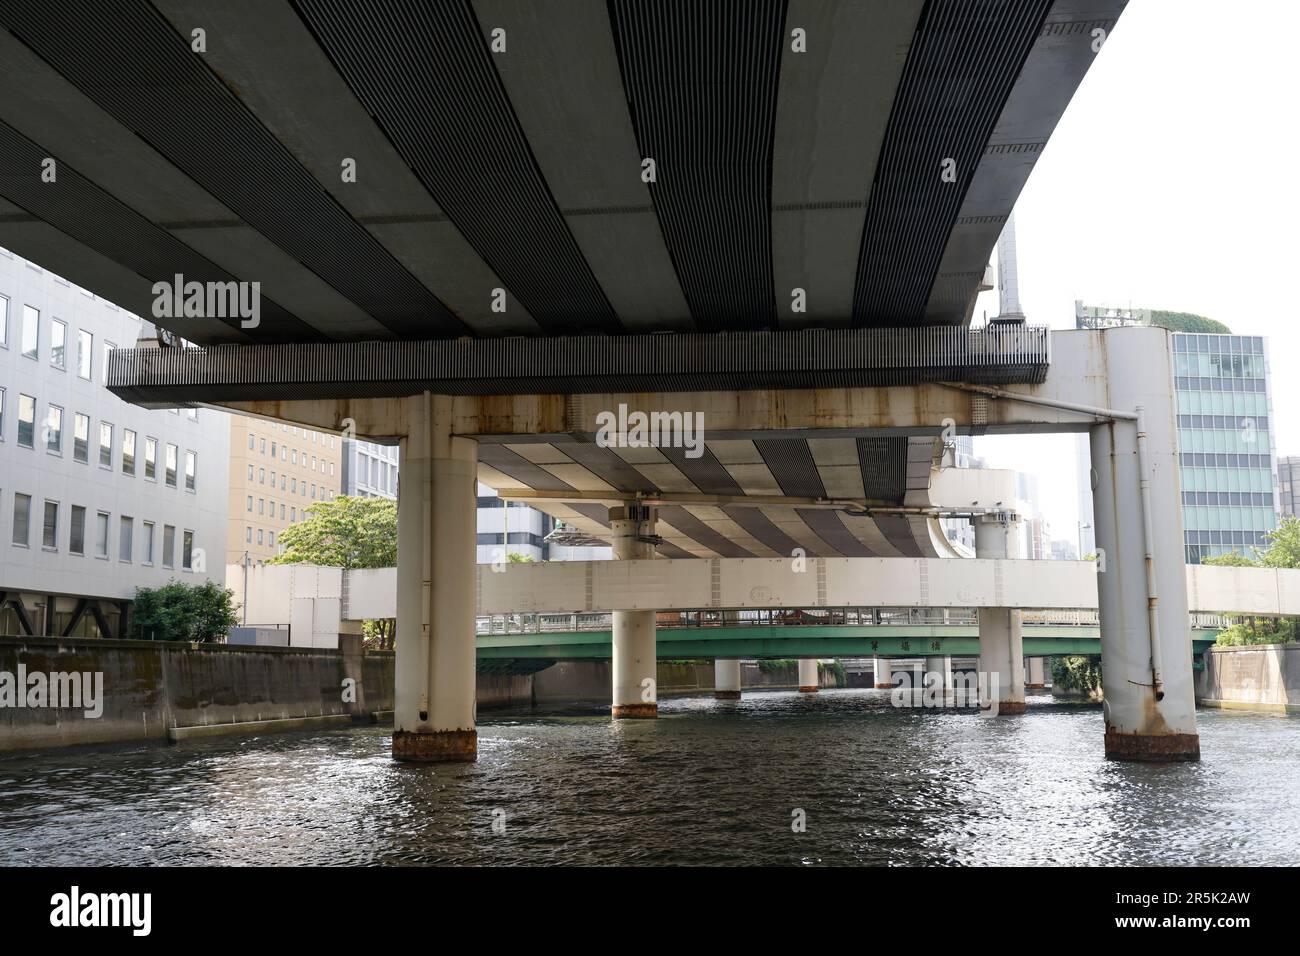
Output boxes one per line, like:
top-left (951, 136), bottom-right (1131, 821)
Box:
top-left (1182, 491), bottom-right (1274, 507)
top-left (0, 297), bottom-right (131, 385)
top-left (1177, 414), bottom-right (1270, 431)
top-left (8, 492), bottom-right (196, 569)
top-left (1172, 334), bottom-right (1265, 354)
top-left (1175, 376), bottom-right (1266, 393)
top-left (246, 461), bottom-right (334, 487)
top-left (1185, 530), bottom-right (1269, 546)
top-left (248, 432), bottom-right (335, 460)
top-left (1179, 452), bottom-right (1272, 468)
top-left (244, 526), bottom-right (277, 548)
top-left (245, 497), bottom-right (324, 519)
top-left (0, 389), bottom-right (198, 489)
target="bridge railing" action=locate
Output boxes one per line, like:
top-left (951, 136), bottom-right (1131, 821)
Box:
top-left (473, 606), bottom-right (1231, 637)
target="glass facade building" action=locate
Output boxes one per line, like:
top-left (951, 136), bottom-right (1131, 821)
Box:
top-left (1172, 332), bottom-right (1279, 563)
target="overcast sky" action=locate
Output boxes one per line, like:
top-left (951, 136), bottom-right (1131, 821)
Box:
top-left (970, 0), bottom-right (1298, 543)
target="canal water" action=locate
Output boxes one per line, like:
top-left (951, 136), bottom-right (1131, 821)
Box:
top-left (2, 689), bottom-right (1297, 866)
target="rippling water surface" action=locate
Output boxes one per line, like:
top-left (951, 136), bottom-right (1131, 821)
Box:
top-left (2, 689), bottom-right (1297, 866)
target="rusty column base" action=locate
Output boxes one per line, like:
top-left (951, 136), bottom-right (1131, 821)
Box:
top-left (612, 702), bottom-right (658, 719)
top-left (798, 685), bottom-right (820, 693)
top-left (714, 690), bottom-right (742, 700)
top-left (989, 700), bottom-right (1028, 715)
top-left (874, 682), bottom-right (893, 689)
top-left (1025, 682), bottom-right (1046, 689)
top-left (392, 728), bottom-right (477, 763)
top-left (1105, 730), bottom-right (1201, 762)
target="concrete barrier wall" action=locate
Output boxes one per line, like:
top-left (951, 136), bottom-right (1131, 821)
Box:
top-left (2, 635), bottom-right (851, 750)
top-left (1198, 644), bottom-right (1300, 713)
top-left (0, 636), bottom-right (395, 752)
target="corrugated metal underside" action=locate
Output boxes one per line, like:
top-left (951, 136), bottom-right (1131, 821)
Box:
top-left (0, 120), bottom-right (316, 341)
top-left (0, 0), bottom-right (465, 339)
top-left (609, 0), bottom-right (785, 330)
top-left (293, 0), bottom-right (622, 335)
top-left (477, 435), bottom-right (947, 558)
top-left (852, 0), bottom-right (1053, 326)
top-left (106, 326), bottom-right (1050, 403)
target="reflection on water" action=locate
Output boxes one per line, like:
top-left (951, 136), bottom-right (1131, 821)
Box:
top-left (2, 689), bottom-right (1297, 866)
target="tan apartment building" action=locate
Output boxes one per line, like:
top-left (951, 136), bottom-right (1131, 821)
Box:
top-left (225, 415), bottom-right (343, 568)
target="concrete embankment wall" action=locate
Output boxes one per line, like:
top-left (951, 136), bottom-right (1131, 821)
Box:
top-left (1197, 644), bottom-right (1300, 714)
top-left (1, 636), bottom-right (847, 750)
top-left (0, 636), bottom-right (395, 752)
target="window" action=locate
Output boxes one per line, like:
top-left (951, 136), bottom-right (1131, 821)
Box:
top-left (145, 437), bottom-right (157, 479)
top-left (17, 394), bottom-right (35, 448)
top-left (281, 446), bottom-right (286, 462)
top-left (259, 467), bottom-right (265, 483)
top-left (330, 462), bottom-right (335, 477)
top-left (42, 500), bottom-right (58, 549)
top-left (102, 342), bottom-right (115, 384)
top-left (269, 470), bottom-right (275, 485)
top-left (291, 478), bottom-right (297, 493)
top-left (260, 438), bottom-right (266, 454)
top-left (246, 496), bottom-right (253, 512)
top-left (21, 305), bottom-right (38, 359)
top-left (247, 464), bottom-right (254, 481)
top-left (0, 294), bottom-right (7, 346)
top-left (94, 511), bottom-right (110, 558)
top-left (76, 329), bottom-right (92, 379)
top-left (71, 414), bottom-right (88, 463)
top-left (185, 450), bottom-right (196, 491)
top-left (269, 531), bottom-right (275, 548)
top-left (280, 475), bottom-right (285, 490)
top-left (122, 429), bottom-right (136, 475)
top-left (12, 494), bottom-right (31, 546)
top-left (119, 516), bottom-right (133, 561)
top-left (248, 433), bottom-right (255, 450)
top-left (51, 319), bottom-right (66, 369)
top-left (69, 506), bottom-right (86, 555)
top-left (165, 443), bottom-right (177, 487)
top-left (291, 450), bottom-right (297, 465)
top-left (311, 484), bottom-right (316, 500)
top-left (142, 521), bottom-right (155, 564)
top-left (312, 456), bottom-right (317, 471)
top-left (182, 531), bottom-right (194, 571)
top-left (279, 504), bottom-right (285, 519)
top-left (257, 529), bottom-right (264, 545)
top-left (162, 525), bottom-right (175, 568)
top-left (258, 498), bottom-right (264, 515)
top-left (245, 526), bottom-right (252, 543)
top-left (271, 441), bottom-right (276, 457)
top-left (99, 422), bottom-right (113, 468)
top-left (290, 507), bottom-right (296, 521)
top-left (46, 405), bottom-right (63, 454)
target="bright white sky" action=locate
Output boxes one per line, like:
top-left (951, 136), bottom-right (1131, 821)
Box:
top-left (970, 0), bottom-right (1299, 542)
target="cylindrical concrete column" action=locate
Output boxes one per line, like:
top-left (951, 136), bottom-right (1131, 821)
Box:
top-left (924, 655), bottom-right (953, 702)
top-left (714, 658), bottom-right (742, 699)
top-left (798, 658), bottom-right (819, 693)
top-left (610, 505), bottom-right (658, 718)
top-left (1026, 657), bottom-right (1046, 689)
top-left (873, 655), bottom-right (892, 688)
top-left (394, 394), bottom-right (479, 762)
top-left (1091, 327), bottom-right (1198, 761)
top-left (976, 514), bottom-right (1026, 715)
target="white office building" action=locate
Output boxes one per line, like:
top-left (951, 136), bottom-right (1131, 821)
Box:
top-left (0, 249), bottom-right (229, 638)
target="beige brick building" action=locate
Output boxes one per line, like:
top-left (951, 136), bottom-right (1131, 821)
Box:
top-left (225, 416), bottom-right (342, 568)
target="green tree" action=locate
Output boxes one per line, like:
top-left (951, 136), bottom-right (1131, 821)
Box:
top-left (130, 579), bottom-right (239, 643)
top-left (271, 495), bottom-right (397, 569)
top-left (1256, 515), bottom-right (1300, 569)
top-left (272, 496), bottom-right (398, 648)
top-left (1148, 310), bottom-right (1231, 334)
top-left (1202, 550), bottom-right (1257, 568)
top-left (1050, 655), bottom-right (1102, 695)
